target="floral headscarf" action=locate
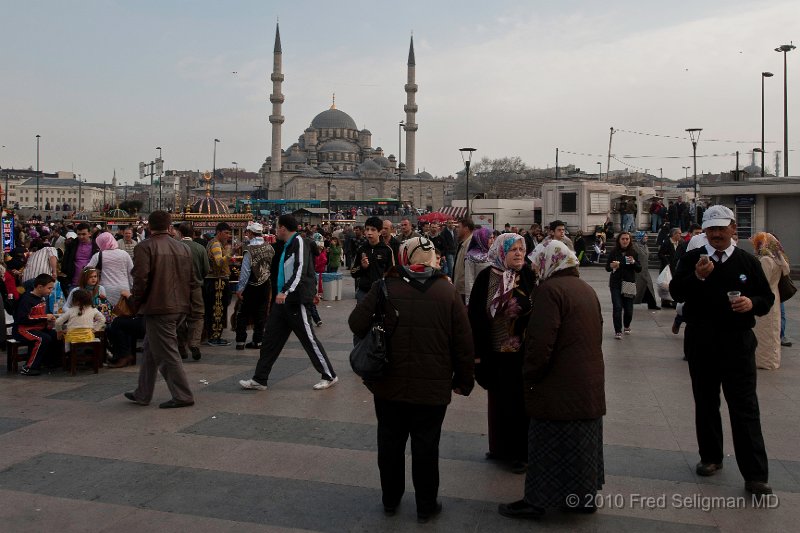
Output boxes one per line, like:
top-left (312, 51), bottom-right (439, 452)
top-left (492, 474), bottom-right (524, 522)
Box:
top-left (634, 231), bottom-right (647, 243)
top-left (487, 233), bottom-right (525, 317)
top-left (531, 240), bottom-right (579, 282)
top-left (466, 227), bottom-right (493, 263)
top-left (96, 231), bottom-right (118, 251)
top-left (751, 232), bottom-right (787, 262)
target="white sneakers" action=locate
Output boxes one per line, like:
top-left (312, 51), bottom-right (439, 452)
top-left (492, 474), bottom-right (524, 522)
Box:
top-left (239, 379), bottom-right (268, 391)
top-left (313, 376), bottom-right (339, 390)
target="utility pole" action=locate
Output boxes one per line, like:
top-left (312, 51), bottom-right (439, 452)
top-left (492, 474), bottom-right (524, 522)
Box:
top-left (555, 148), bottom-right (559, 178)
top-left (606, 127), bottom-right (615, 181)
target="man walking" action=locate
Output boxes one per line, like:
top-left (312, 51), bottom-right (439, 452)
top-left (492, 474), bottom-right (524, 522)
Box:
top-left (124, 211), bottom-right (195, 409)
top-left (670, 205), bottom-right (774, 495)
top-left (176, 222), bottom-right (209, 361)
top-left (452, 217), bottom-right (474, 303)
top-left (235, 222), bottom-right (275, 350)
top-left (239, 215), bottom-right (337, 392)
top-left (204, 222), bottom-right (233, 346)
top-left (396, 218), bottom-right (420, 243)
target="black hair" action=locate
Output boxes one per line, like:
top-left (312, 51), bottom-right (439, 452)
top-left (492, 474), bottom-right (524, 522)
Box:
top-left (215, 221), bottom-right (232, 232)
top-left (148, 210), bottom-right (172, 231)
top-left (549, 220), bottom-right (566, 231)
top-left (277, 214), bottom-right (298, 232)
top-left (364, 216), bottom-right (383, 231)
top-left (34, 273), bottom-right (55, 287)
top-left (70, 288), bottom-right (92, 316)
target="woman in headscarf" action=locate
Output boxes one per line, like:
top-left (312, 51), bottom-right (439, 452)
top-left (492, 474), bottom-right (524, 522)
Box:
top-left (467, 233), bottom-right (536, 472)
top-left (632, 231), bottom-right (660, 310)
top-left (499, 239), bottom-right (605, 519)
top-left (463, 227), bottom-right (494, 305)
top-left (751, 232), bottom-right (790, 369)
top-left (86, 231), bottom-right (134, 306)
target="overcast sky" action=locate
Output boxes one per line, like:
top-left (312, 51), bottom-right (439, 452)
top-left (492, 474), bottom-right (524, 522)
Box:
top-left (2, 0), bottom-right (798, 184)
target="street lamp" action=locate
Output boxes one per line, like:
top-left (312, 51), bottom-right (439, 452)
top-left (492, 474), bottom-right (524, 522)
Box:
top-left (0, 144), bottom-right (7, 208)
top-left (35, 134), bottom-right (41, 211)
top-left (398, 121), bottom-right (404, 206)
top-left (156, 146), bottom-right (162, 210)
top-left (682, 166), bottom-right (690, 180)
top-left (232, 162), bottom-right (238, 194)
top-left (596, 162), bottom-right (602, 179)
top-left (212, 139), bottom-right (220, 194)
top-left (775, 43), bottom-right (795, 177)
top-left (459, 147), bottom-right (477, 218)
top-left (685, 128), bottom-right (702, 222)
top-left (761, 72), bottom-right (773, 177)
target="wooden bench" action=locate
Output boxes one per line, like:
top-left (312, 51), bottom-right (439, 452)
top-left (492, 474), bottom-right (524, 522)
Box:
top-left (63, 339), bottom-right (104, 376)
top-left (6, 339), bottom-right (29, 374)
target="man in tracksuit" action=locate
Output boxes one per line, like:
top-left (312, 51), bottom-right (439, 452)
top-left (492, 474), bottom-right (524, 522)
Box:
top-left (239, 214), bottom-right (338, 392)
top-left (14, 273), bottom-right (57, 376)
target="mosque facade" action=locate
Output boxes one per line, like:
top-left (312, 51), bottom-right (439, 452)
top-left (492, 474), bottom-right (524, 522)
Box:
top-left (258, 24), bottom-right (446, 211)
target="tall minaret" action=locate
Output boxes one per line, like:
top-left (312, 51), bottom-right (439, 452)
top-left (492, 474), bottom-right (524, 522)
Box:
top-left (404, 35), bottom-right (418, 176)
top-left (268, 23), bottom-right (285, 199)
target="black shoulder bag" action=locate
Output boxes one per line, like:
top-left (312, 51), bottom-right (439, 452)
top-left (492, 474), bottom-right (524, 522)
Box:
top-left (350, 279), bottom-right (392, 380)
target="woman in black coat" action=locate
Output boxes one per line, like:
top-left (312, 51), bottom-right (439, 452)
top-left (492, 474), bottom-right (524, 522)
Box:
top-left (468, 233), bottom-right (536, 472)
top-left (606, 231), bottom-right (642, 339)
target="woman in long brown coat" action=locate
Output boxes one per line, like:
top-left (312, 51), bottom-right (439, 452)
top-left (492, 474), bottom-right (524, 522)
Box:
top-left (500, 240), bottom-right (605, 519)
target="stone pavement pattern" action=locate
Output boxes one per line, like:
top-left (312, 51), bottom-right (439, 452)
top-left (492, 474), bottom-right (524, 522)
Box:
top-left (0, 268), bottom-right (798, 532)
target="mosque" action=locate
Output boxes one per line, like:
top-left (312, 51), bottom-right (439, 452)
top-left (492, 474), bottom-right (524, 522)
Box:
top-left (258, 24), bottom-right (447, 211)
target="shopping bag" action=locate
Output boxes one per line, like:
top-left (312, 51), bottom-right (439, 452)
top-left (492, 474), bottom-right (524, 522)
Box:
top-left (656, 266), bottom-right (672, 300)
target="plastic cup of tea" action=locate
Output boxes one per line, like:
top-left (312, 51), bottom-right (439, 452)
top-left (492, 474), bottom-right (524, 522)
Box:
top-left (727, 291), bottom-right (741, 303)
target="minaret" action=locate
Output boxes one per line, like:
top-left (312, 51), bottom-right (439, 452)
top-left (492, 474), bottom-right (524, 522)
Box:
top-left (404, 35), bottom-right (418, 176)
top-left (268, 23), bottom-right (285, 199)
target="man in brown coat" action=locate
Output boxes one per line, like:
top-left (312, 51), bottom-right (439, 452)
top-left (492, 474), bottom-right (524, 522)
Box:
top-left (124, 210), bottom-right (195, 409)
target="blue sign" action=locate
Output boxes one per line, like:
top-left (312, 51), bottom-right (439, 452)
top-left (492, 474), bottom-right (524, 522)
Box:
top-left (2, 216), bottom-right (14, 253)
top-left (734, 195), bottom-right (756, 206)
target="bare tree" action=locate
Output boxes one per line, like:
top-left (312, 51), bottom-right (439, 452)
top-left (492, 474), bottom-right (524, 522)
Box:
top-left (453, 156), bottom-right (531, 198)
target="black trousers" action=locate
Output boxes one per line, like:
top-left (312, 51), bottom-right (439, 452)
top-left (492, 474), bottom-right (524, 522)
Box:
top-left (374, 398), bottom-right (447, 515)
top-left (252, 303), bottom-right (335, 384)
top-left (685, 325), bottom-right (769, 482)
top-left (204, 278), bottom-right (231, 340)
top-left (106, 315), bottom-right (146, 359)
top-left (235, 283), bottom-right (270, 344)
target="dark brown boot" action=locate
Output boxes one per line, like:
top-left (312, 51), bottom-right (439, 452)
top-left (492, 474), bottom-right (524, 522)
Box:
top-left (107, 355), bottom-right (134, 369)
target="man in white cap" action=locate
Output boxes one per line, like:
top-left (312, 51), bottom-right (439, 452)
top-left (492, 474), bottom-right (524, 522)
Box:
top-left (670, 204), bottom-right (774, 495)
top-left (234, 222), bottom-right (275, 350)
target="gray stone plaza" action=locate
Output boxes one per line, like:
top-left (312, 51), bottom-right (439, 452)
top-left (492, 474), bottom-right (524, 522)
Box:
top-left (0, 267), bottom-right (797, 532)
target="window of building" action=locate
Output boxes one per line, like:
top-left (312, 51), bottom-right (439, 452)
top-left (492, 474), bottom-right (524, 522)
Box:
top-left (589, 192), bottom-right (609, 214)
top-left (560, 192), bottom-right (577, 213)
top-left (330, 185), bottom-right (337, 200)
top-left (309, 184), bottom-right (317, 199)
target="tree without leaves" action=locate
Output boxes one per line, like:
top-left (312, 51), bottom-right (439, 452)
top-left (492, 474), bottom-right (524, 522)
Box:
top-left (453, 156), bottom-right (531, 198)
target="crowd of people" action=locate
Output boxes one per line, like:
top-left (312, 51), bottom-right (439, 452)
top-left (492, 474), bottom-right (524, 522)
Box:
top-left (1, 202), bottom-right (791, 523)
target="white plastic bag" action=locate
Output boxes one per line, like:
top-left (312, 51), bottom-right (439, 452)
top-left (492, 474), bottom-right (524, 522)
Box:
top-left (656, 266), bottom-right (672, 300)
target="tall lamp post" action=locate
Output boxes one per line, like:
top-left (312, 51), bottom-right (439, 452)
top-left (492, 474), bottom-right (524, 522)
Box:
top-left (212, 139), bottom-right (220, 194)
top-left (35, 134), bottom-right (41, 211)
top-left (775, 43), bottom-right (795, 177)
top-left (398, 121), bottom-right (404, 206)
top-left (596, 162), bottom-right (602, 180)
top-left (682, 166), bottom-right (690, 180)
top-left (155, 146), bottom-right (162, 210)
top-left (685, 128), bottom-right (703, 222)
top-left (1, 144), bottom-right (7, 208)
top-left (761, 72), bottom-right (773, 177)
top-left (232, 162), bottom-right (239, 194)
top-left (459, 147), bottom-right (476, 218)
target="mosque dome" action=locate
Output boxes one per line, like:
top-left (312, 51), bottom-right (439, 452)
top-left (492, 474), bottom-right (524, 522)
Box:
top-left (360, 128), bottom-right (372, 135)
top-left (373, 156), bottom-right (390, 168)
top-left (743, 164), bottom-right (761, 175)
top-left (359, 159), bottom-right (382, 173)
top-left (288, 152), bottom-right (307, 163)
top-left (311, 108), bottom-right (358, 130)
top-left (317, 162), bottom-right (336, 174)
top-left (416, 170), bottom-right (434, 180)
top-left (319, 139), bottom-right (359, 153)
top-left (191, 197), bottom-right (229, 215)
top-left (107, 208), bottom-right (130, 218)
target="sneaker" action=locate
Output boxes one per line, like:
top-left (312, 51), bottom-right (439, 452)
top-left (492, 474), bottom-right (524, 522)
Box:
top-left (614, 332), bottom-right (623, 340)
top-left (315, 320), bottom-right (323, 327)
top-left (781, 337), bottom-right (793, 347)
top-left (239, 379), bottom-right (268, 391)
top-left (235, 343), bottom-right (245, 351)
top-left (313, 376), bottom-right (339, 390)
top-left (205, 338), bottom-right (231, 347)
top-left (245, 342), bottom-right (261, 349)
top-left (624, 328), bottom-right (632, 335)
top-left (19, 365), bottom-right (41, 376)
top-left (190, 347), bottom-right (202, 361)
top-left (672, 317), bottom-right (683, 335)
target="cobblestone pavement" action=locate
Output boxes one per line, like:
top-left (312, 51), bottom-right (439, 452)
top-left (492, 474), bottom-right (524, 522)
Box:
top-left (0, 267), bottom-right (797, 532)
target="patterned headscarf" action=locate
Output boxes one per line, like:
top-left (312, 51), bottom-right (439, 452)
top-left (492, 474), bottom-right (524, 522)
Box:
top-left (487, 233), bottom-right (525, 317)
top-left (634, 231), bottom-right (647, 243)
top-left (95, 231), bottom-right (118, 251)
top-left (751, 232), bottom-right (787, 261)
top-left (531, 239), bottom-right (579, 282)
top-left (466, 227), bottom-right (493, 263)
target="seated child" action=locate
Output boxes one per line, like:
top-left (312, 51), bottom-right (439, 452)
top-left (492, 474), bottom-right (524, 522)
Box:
top-left (55, 289), bottom-right (105, 347)
top-left (65, 267), bottom-right (107, 309)
top-left (13, 273), bottom-right (58, 376)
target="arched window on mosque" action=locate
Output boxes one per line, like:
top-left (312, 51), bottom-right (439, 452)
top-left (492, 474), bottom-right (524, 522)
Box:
top-left (350, 187), bottom-right (356, 201)
top-left (367, 186), bottom-right (378, 198)
top-left (330, 185), bottom-right (337, 200)
top-left (426, 187), bottom-right (433, 200)
top-left (309, 184), bottom-right (317, 199)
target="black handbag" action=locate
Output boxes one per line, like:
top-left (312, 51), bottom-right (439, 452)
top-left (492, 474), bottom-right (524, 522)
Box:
top-left (778, 274), bottom-right (796, 302)
top-left (350, 279), bottom-right (392, 380)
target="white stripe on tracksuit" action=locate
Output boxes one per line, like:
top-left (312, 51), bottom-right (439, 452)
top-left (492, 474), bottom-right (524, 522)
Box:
top-left (300, 304), bottom-right (333, 379)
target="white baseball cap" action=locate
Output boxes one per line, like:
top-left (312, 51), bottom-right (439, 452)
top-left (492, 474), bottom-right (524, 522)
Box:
top-left (246, 222), bottom-right (264, 234)
top-left (66, 231), bottom-right (78, 239)
top-left (701, 205), bottom-right (735, 230)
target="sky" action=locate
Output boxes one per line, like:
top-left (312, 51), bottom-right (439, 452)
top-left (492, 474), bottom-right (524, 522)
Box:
top-left (2, 0), bottom-right (799, 184)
